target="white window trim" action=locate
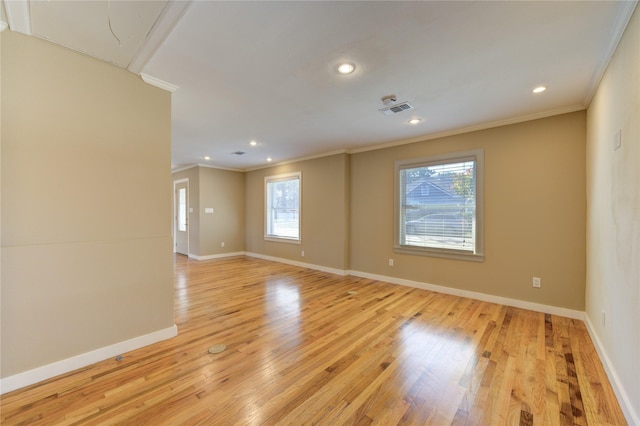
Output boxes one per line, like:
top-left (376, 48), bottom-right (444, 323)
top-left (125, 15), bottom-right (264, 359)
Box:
top-left (394, 149), bottom-right (484, 262)
top-left (264, 171), bottom-right (302, 244)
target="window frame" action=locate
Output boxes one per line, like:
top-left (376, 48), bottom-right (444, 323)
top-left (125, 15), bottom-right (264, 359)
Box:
top-left (264, 171), bottom-right (302, 244)
top-left (394, 149), bottom-right (484, 262)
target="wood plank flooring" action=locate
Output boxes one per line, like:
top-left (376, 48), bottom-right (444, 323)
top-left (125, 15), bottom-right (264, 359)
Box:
top-left (1, 255), bottom-right (627, 425)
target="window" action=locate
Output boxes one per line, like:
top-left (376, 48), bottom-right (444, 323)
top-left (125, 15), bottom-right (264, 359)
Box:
top-left (265, 172), bottom-right (301, 243)
top-left (177, 187), bottom-right (187, 232)
top-left (395, 150), bottom-right (483, 261)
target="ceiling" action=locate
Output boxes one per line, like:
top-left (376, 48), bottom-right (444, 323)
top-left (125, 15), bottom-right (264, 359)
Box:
top-left (3, 0), bottom-right (638, 171)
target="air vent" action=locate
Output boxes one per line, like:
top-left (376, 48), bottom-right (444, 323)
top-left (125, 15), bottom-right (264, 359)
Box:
top-left (232, 151), bottom-right (246, 155)
top-left (379, 102), bottom-right (414, 116)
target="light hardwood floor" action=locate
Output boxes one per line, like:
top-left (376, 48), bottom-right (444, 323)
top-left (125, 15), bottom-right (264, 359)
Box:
top-left (1, 255), bottom-right (627, 425)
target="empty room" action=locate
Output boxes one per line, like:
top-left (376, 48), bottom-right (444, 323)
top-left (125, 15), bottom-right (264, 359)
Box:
top-left (1, 1), bottom-right (638, 425)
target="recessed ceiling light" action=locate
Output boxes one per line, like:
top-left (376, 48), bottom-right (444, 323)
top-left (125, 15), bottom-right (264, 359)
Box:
top-left (408, 118), bottom-right (422, 125)
top-left (336, 62), bottom-right (355, 75)
top-left (533, 86), bottom-right (547, 94)
top-left (250, 140), bottom-right (258, 146)
top-left (204, 156), bottom-right (210, 160)
top-left (266, 157), bottom-right (273, 162)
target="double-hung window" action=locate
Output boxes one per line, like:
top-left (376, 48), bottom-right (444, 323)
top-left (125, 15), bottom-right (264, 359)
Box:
top-left (265, 172), bottom-right (301, 243)
top-left (395, 150), bottom-right (483, 261)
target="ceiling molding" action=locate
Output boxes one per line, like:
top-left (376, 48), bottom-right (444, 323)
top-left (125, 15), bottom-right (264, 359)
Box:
top-left (196, 163), bottom-right (244, 172)
top-left (128, 0), bottom-right (193, 74)
top-left (171, 164), bottom-right (198, 174)
top-left (4, 0), bottom-right (31, 35)
top-left (244, 149), bottom-right (348, 172)
top-left (582, 0), bottom-right (638, 107)
top-left (348, 105), bottom-right (586, 155)
top-left (171, 163), bottom-right (244, 174)
top-left (190, 104), bottom-right (587, 172)
top-left (140, 73), bottom-right (178, 92)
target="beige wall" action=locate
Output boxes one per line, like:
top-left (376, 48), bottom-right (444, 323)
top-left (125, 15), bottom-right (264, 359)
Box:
top-left (172, 167), bottom-right (200, 255)
top-left (3, 12), bottom-right (635, 417)
top-left (172, 166), bottom-right (245, 257)
top-left (350, 112), bottom-right (587, 310)
top-left (586, 5), bottom-right (639, 422)
top-left (1, 32), bottom-right (174, 377)
top-left (245, 154), bottom-right (350, 270)
top-left (198, 167), bottom-right (245, 256)
top-left (244, 116), bottom-right (585, 311)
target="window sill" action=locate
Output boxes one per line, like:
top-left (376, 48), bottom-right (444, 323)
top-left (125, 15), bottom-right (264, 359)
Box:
top-left (394, 245), bottom-right (484, 262)
top-left (265, 236), bottom-right (301, 245)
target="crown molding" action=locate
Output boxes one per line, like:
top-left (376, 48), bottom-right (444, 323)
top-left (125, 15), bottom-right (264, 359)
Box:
top-left (348, 105), bottom-right (585, 155)
top-left (140, 73), bottom-right (178, 92)
top-left (4, 0), bottom-right (31, 35)
top-left (128, 0), bottom-right (192, 74)
top-left (583, 0), bottom-right (638, 107)
top-left (244, 149), bottom-right (348, 172)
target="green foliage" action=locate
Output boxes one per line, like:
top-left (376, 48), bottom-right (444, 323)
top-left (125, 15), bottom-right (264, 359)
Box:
top-left (452, 168), bottom-right (474, 198)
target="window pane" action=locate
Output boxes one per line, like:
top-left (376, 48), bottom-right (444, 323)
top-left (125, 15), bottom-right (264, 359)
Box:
top-left (178, 188), bottom-right (187, 232)
top-left (400, 160), bottom-right (475, 252)
top-left (266, 173), bottom-right (300, 241)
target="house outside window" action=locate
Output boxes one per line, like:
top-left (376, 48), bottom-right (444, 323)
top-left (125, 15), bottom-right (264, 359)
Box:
top-left (395, 150), bottom-right (484, 261)
top-left (265, 172), bottom-right (301, 243)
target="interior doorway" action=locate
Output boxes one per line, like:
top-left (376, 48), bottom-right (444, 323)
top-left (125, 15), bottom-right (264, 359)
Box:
top-left (174, 179), bottom-right (189, 255)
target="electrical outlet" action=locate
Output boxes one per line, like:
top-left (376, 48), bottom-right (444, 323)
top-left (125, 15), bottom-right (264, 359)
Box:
top-left (220, 242), bottom-right (225, 247)
top-left (601, 310), bottom-right (606, 326)
top-left (301, 250), bottom-right (305, 257)
top-left (388, 259), bottom-right (394, 267)
top-left (532, 277), bottom-right (541, 288)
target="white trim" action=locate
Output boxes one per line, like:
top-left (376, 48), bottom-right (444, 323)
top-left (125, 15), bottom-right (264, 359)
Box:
top-left (173, 178), bottom-right (189, 255)
top-left (348, 105), bottom-right (585, 155)
top-left (245, 252), bottom-right (348, 276)
top-left (171, 164), bottom-right (199, 174)
top-left (4, 0), bottom-right (31, 35)
top-left (171, 163), bottom-right (244, 174)
top-left (265, 171), bottom-right (302, 243)
top-left (583, 314), bottom-right (640, 426)
top-left (582, 0), bottom-right (639, 107)
top-left (188, 251), bottom-right (245, 261)
top-left (241, 253), bottom-right (584, 318)
top-left (347, 269), bottom-right (584, 320)
top-left (245, 149), bottom-right (347, 172)
top-left (394, 149), bottom-right (484, 261)
top-left (128, 1), bottom-right (193, 74)
top-left (196, 163), bottom-right (244, 172)
top-left (0, 325), bottom-right (177, 395)
top-left (140, 73), bottom-right (179, 92)
top-left (187, 251), bottom-right (585, 319)
top-left (174, 107), bottom-right (584, 173)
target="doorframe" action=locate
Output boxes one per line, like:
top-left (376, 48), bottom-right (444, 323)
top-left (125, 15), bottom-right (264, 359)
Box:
top-left (173, 178), bottom-right (189, 255)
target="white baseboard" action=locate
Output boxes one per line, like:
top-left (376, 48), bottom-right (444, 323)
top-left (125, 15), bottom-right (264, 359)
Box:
top-left (239, 253), bottom-right (583, 319)
top-left (188, 251), bottom-right (245, 261)
top-left (583, 314), bottom-right (639, 426)
top-left (348, 270), bottom-right (585, 320)
top-left (0, 325), bottom-right (177, 395)
top-left (245, 252), bottom-right (348, 276)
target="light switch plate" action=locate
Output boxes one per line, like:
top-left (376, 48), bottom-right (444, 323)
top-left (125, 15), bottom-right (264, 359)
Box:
top-left (614, 129), bottom-right (622, 151)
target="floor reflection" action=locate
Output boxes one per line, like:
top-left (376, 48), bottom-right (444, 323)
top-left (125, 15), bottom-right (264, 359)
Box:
top-left (264, 277), bottom-right (302, 348)
top-left (398, 321), bottom-right (476, 409)
top-left (173, 255), bottom-right (190, 323)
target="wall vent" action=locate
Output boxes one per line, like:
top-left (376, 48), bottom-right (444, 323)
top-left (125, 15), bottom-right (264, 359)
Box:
top-left (379, 102), bottom-right (414, 116)
top-left (232, 151), bottom-right (246, 155)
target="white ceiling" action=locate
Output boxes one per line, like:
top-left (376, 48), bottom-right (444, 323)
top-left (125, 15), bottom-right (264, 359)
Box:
top-left (3, 0), bottom-right (638, 171)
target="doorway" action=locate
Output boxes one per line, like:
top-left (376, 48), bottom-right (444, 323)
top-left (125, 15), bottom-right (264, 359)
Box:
top-left (174, 179), bottom-right (189, 255)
